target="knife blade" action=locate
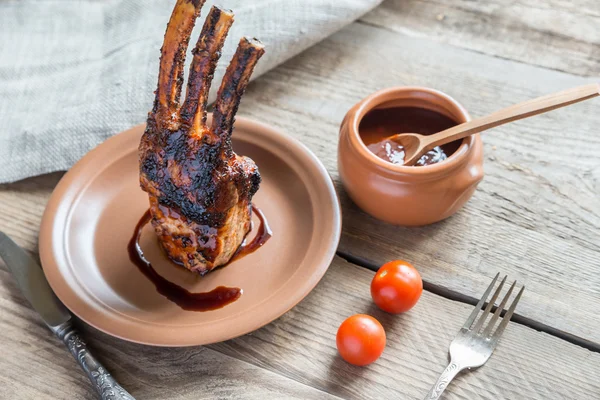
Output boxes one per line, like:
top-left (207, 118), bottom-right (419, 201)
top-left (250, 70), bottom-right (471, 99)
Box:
top-left (0, 231), bottom-right (135, 400)
top-left (0, 231), bottom-right (71, 328)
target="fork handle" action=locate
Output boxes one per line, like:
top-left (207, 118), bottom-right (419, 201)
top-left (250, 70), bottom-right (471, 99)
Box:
top-left (424, 361), bottom-right (464, 400)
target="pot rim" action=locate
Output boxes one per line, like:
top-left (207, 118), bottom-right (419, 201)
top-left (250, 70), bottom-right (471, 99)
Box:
top-left (348, 86), bottom-right (473, 177)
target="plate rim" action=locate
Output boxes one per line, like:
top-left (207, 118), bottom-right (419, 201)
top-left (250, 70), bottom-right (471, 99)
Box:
top-left (39, 117), bottom-right (342, 347)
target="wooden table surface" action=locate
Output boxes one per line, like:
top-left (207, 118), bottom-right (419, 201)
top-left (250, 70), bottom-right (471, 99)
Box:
top-left (1, 1), bottom-right (599, 399)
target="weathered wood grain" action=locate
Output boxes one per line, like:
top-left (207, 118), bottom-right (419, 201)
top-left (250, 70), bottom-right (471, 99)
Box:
top-left (208, 257), bottom-right (600, 399)
top-left (0, 265), bottom-right (341, 400)
top-left (229, 21), bottom-right (600, 345)
top-left (3, 174), bottom-right (600, 398)
top-left (361, 0), bottom-right (600, 76)
top-left (3, 249), bottom-right (599, 399)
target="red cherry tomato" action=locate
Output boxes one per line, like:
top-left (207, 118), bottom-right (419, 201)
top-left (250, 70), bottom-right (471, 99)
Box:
top-left (371, 260), bottom-right (422, 314)
top-left (336, 314), bottom-right (386, 366)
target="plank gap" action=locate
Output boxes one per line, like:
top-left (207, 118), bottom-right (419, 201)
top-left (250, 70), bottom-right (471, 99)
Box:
top-left (336, 250), bottom-right (600, 353)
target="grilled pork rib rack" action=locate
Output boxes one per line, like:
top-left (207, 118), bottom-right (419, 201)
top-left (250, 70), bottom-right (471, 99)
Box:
top-left (139, 0), bottom-right (264, 275)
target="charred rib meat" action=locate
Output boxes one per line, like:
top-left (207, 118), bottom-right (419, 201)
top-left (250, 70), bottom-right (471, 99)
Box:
top-left (139, 0), bottom-right (265, 275)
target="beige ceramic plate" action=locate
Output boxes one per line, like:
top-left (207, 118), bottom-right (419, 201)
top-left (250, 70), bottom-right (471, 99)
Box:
top-left (39, 116), bottom-right (341, 346)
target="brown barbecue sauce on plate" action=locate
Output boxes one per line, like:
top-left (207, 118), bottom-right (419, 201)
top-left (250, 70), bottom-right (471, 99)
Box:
top-left (359, 107), bottom-right (460, 166)
top-left (128, 205), bottom-right (271, 311)
top-left (230, 205), bottom-right (272, 262)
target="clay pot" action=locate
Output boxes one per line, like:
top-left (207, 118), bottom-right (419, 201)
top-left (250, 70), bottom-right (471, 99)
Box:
top-left (338, 87), bottom-right (484, 226)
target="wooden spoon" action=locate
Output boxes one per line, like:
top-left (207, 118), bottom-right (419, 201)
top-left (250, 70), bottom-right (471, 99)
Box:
top-left (388, 83), bottom-right (600, 166)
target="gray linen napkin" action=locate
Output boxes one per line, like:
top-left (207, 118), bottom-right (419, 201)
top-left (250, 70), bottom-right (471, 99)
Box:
top-left (0, 0), bottom-right (381, 183)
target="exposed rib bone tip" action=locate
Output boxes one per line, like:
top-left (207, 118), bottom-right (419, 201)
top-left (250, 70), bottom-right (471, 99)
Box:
top-left (243, 36), bottom-right (265, 48)
top-left (209, 5), bottom-right (234, 15)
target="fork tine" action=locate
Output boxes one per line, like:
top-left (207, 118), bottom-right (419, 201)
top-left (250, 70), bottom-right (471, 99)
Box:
top-left (483, 280), bottom-right (516, 337)
top-left (462, 273), bottom-right (499, 330)
top-left (491, 285), bottom-right (525, 342)
top-left (473, 275), bottom-right (506, 332)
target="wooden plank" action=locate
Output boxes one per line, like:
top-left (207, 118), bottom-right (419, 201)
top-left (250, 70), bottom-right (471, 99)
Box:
top-left (227, 22), bottom-right (600, 344)
top-left (0, 267), bottom-right (340, 399)
top-left (207, 257), bottom-right (600, 399)
top-left (361, 0), bottom-right (600, 76)
top-left (2, 180), bottom-right (599, 399)
top-left (2, 172), bottom-right (598, 398)
top-left (2, 234), bottom-right (599, 399)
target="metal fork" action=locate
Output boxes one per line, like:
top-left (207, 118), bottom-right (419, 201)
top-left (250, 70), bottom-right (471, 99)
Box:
top-left (425, 274), bottom-right (524, 400)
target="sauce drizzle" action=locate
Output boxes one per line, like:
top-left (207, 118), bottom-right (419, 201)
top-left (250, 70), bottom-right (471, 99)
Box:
top-left (232, 205), bottom-right (273, 262)
top-left (128, 204), bottom-right (271, 312)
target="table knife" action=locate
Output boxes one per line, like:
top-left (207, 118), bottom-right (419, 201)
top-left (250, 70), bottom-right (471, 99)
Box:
top-left (0, 231), bottom-right (135, 400)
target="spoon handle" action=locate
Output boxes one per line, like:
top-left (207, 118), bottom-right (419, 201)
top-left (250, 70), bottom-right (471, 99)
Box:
top-left (426, 83), bottom-right (600, 148)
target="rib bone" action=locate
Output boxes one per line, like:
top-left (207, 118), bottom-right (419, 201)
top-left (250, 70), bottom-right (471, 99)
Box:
top-left (139, 0), bottom-right (265, 274)
top-left (182, 6), bottom-right (234, 133)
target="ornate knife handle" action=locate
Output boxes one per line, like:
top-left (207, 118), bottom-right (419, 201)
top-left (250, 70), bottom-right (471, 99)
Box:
top-left (54, 321), bottom-right (136, 400)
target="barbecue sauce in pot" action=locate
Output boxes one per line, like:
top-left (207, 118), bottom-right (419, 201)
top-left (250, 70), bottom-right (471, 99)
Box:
top-left (128, 205), bottom-right (271, 311)
top-left (359, 107), bottom-right (461, 166)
